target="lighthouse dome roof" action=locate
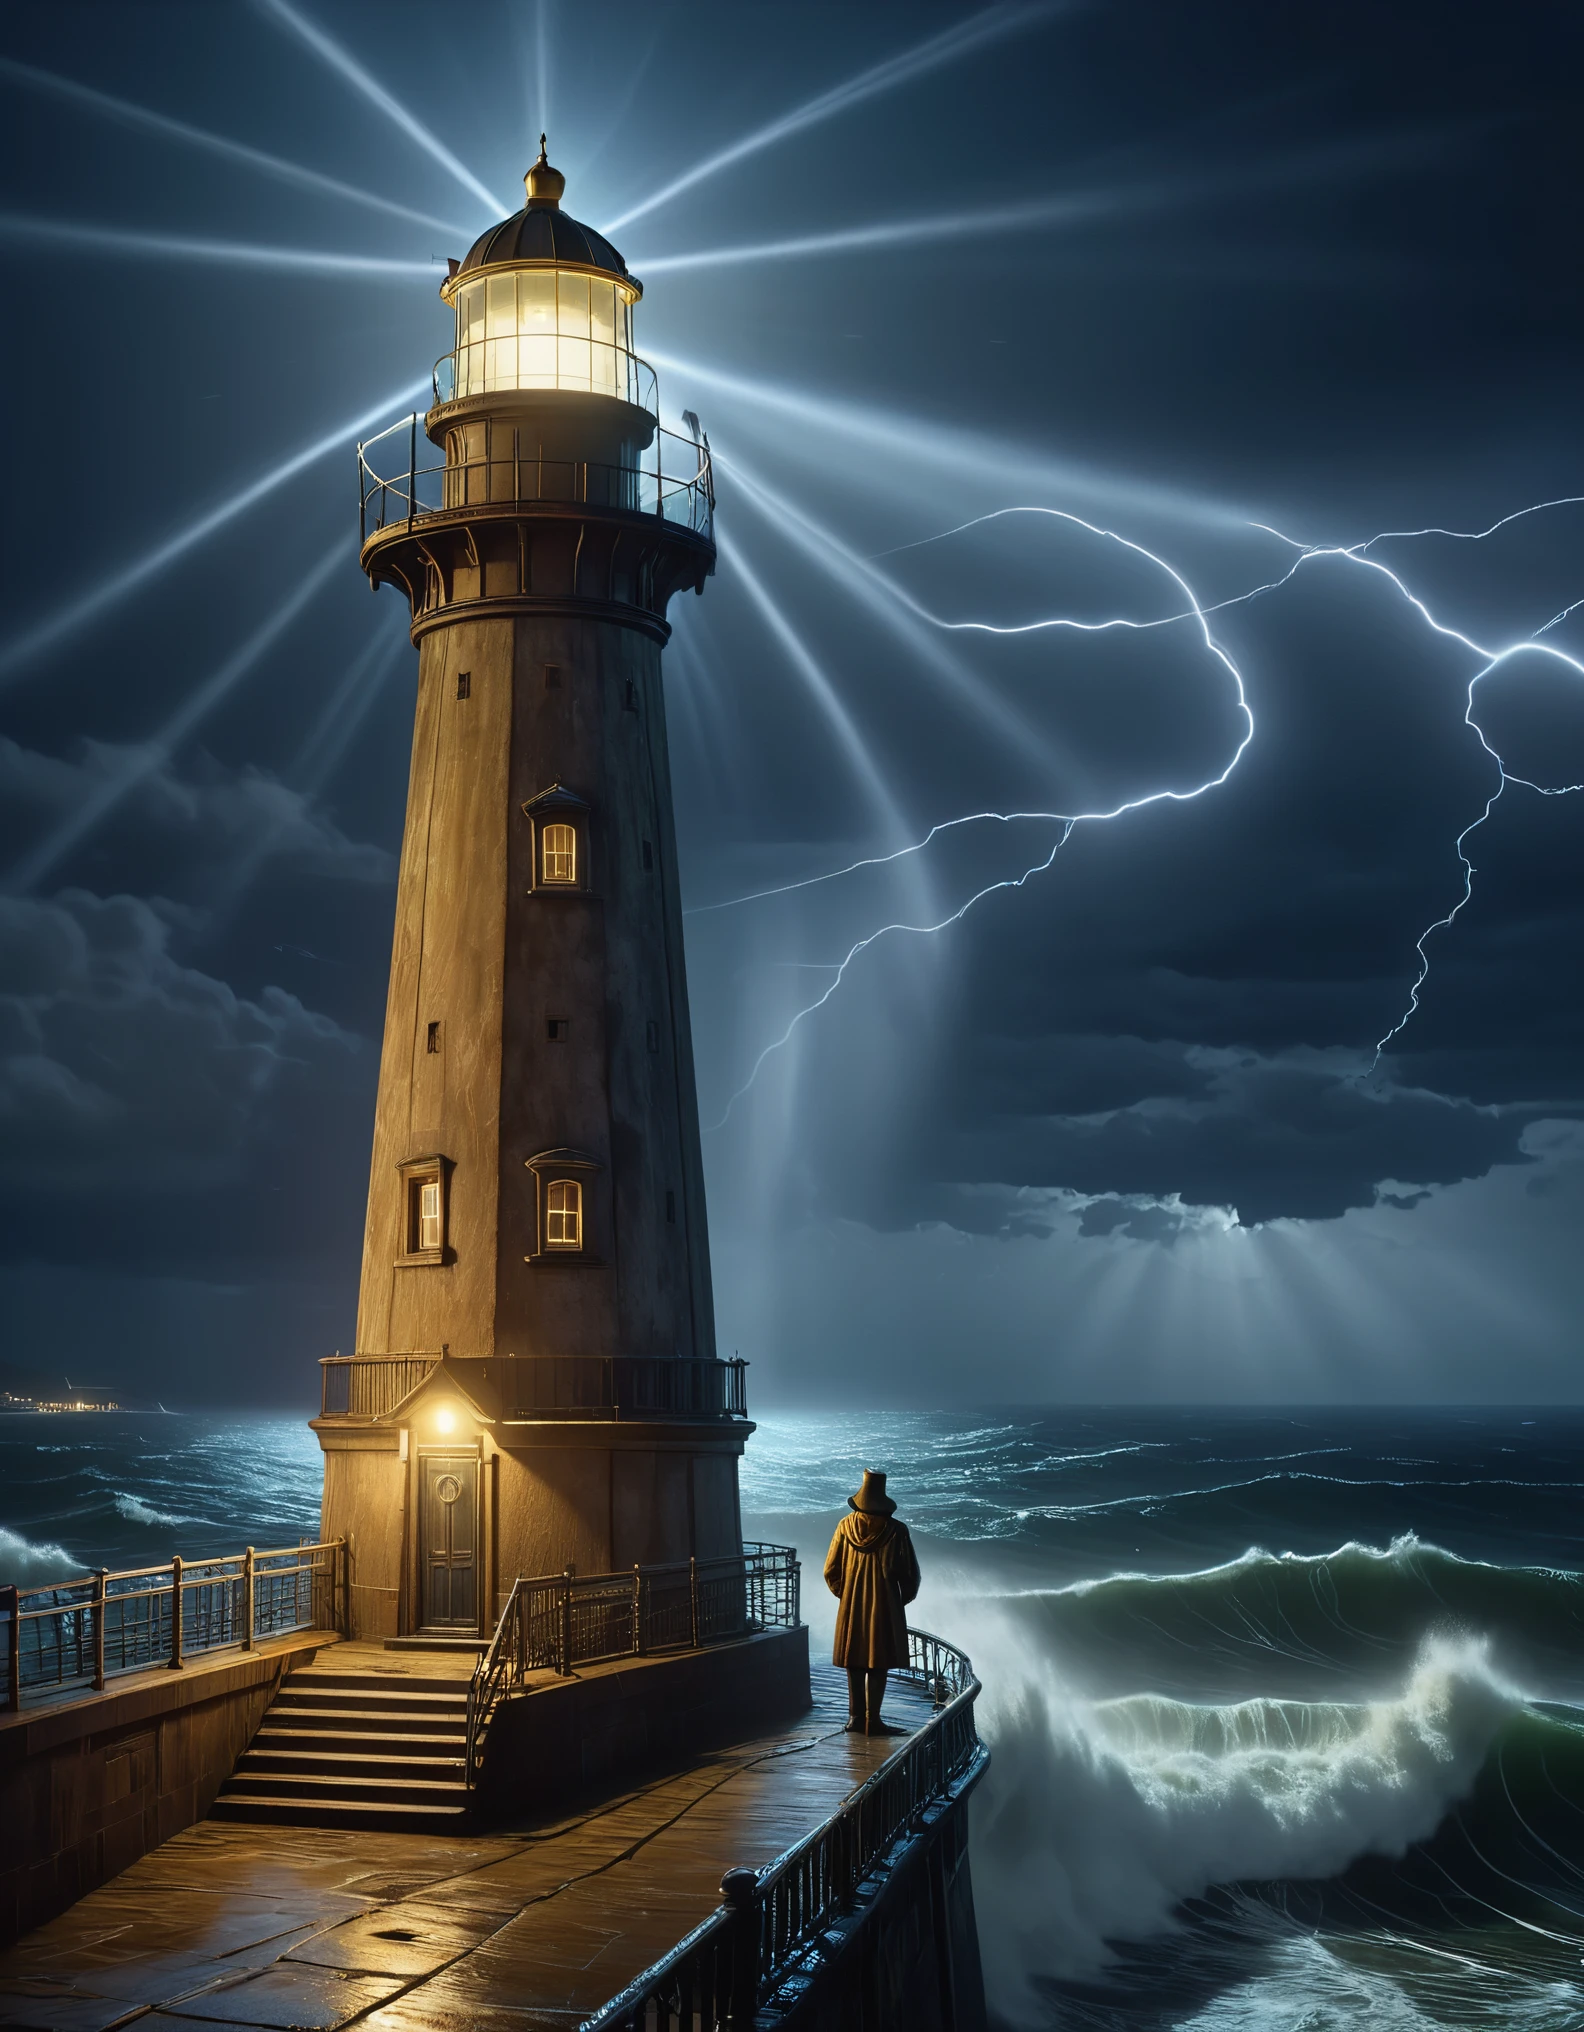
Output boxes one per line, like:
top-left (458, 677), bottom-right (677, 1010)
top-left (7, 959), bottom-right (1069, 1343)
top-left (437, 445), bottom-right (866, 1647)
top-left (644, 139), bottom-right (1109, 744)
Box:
top-left (452, 137), bottom-right (633, 288)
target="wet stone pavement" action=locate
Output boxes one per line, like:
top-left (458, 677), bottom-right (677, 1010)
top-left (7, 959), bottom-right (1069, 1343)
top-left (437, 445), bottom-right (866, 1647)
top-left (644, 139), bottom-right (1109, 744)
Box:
top-left (0, 1665), bottom-right (932, 2032)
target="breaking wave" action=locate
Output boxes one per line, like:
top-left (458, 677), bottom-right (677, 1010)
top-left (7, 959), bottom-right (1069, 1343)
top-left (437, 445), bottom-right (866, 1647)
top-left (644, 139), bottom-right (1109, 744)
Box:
top-left (0, 1523), bottom-right (77, 1586)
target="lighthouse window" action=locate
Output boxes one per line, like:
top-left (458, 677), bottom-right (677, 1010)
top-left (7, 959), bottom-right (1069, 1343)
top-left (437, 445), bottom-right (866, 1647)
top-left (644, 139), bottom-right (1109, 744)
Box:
top-left (418, 1181), bottom-right (443, 1252)
top-left (542, 822), bottom-right (577, 885)
top-left (545, 1178), bottom-right (582, 1249)
top-left (397, 1154), bottom-right (450, 1266)
top-left (451, 273), bottom-right (638, 399)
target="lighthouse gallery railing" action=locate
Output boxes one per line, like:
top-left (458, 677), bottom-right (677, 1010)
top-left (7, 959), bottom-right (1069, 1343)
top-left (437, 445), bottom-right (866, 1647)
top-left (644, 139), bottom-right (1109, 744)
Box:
top-left (580, 1628), bottom-right (985, 2032)
top-left (319, 1353), bottom-right (748, 1422)
top-left (359, 408), bottom-right (713, 545)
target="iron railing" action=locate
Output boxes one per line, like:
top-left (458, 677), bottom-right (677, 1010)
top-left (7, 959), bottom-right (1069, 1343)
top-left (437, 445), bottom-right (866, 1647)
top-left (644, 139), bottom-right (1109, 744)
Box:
top-left (465, 1542), bottom-right (799, 1785)
top-left (580, 1628), bottom-right (984, 2031)
top-left (1, 1540), bottom-right (346, 1711)
top-left (318, 1354), bottom-right (748, 1423)
top-left (358, 409), bottom-right (713, 546)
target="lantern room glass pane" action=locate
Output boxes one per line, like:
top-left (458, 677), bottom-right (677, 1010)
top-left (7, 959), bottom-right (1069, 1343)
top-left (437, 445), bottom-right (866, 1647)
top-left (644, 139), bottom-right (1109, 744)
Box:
top-left (450, 268), bottom-right (637, 399)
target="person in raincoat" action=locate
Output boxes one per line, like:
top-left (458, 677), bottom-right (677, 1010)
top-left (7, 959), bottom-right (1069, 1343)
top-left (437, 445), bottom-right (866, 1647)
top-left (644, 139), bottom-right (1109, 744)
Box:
top-left (823, 1469), bottom-right (921, 1734)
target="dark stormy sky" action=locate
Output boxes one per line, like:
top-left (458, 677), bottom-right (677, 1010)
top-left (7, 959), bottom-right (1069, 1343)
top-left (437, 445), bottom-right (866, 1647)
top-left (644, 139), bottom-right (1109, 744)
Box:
top-left (2, 1), bottom-right (1583, 1409)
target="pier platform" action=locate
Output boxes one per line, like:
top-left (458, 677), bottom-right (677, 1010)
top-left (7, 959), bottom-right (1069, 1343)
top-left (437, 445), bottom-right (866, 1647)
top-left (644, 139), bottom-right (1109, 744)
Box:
top-left (0, 1664), bottom-right (936, 2030)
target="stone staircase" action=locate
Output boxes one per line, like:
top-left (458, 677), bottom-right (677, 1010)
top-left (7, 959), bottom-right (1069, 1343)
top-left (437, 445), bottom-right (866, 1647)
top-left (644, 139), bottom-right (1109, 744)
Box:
top-left (212, 1657), bottom-right (473, 1830)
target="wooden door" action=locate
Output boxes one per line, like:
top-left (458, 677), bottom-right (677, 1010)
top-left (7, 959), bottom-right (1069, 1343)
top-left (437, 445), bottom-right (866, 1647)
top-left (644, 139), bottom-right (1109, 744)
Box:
top-left (419, 1453), bottom-right (478, 1630)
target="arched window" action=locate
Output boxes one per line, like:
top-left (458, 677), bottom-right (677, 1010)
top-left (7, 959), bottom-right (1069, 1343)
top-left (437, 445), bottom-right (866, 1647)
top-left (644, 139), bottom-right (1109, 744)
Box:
top-left (545, 1178), bottom-right (582, 1249)
top-left (542, 822), bottom-right (577, 885)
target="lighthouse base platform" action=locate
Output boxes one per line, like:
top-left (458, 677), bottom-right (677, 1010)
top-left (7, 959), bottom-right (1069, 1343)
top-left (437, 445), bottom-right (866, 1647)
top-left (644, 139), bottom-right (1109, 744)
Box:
top-left (0, 1664), bottom-right (980, 2030)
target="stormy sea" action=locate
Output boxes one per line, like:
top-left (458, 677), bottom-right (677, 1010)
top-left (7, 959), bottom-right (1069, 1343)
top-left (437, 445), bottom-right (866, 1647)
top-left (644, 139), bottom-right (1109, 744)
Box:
top-left (4, 1404), bottom-right (1583, 2029)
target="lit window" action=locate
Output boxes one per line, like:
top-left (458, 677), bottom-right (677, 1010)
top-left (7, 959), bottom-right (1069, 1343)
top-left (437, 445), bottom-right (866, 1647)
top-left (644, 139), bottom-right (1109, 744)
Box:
top-left (398, 1155), bottom-right (450, 1264)
top-left (542, 822), bottom-right (577, 885)
top-left (545, 1178), bottom-right (582, 1249)
top-left (419, 1181), bottom-right (443, 1251)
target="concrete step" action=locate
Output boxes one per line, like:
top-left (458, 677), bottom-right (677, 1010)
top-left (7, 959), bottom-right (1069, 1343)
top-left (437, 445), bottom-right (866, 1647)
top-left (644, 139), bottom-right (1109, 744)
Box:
top-left (218, 1770), bottom-right (468, 1808)
top-left (263, 1704), bottom-right (466, 1737)
top-left (210, 1792), bottom-right (469, 1831)
top-left (237, 1747), bottom-right (464, 1784)
top-left (279, 1674), bottom-right (470, 1702)
top-left (384, 1636), bottom-right (487, 1654)
top-left (251, 1724), bottom-right (465, 1757)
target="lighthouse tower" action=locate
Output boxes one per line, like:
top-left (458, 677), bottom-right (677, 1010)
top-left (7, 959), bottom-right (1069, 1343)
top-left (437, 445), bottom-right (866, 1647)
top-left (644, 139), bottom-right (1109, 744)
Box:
top-left (314, 141), bottom-right (745, 1639)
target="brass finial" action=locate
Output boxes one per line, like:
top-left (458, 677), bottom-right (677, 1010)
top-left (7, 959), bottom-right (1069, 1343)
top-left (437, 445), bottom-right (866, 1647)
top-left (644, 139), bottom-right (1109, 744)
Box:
top-left (525, 134), bottom-right (565, 210)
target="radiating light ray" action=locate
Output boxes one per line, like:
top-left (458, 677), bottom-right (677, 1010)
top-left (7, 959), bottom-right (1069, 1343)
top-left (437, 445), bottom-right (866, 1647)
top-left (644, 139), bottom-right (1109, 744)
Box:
top-left (714, 527), bottom-right (910, 847)
top-left (1254, 520), bottom-right (1584, 1061)
top-left (0, 374), bottom-right (429, 684)
top-left (633, 121), bottom-right (1474, 275)
top-left (535, 0), bottom-right (551, 145)
top-left (710, 825), bottom-right (1074, 1131)
top-left (709, 511), bottom-right (1255, 1114)
top-left (720, 454), bottom-right (1065, 771)
top-left (0, 212), bottom-right (438, 275)
top-left (256, 0), bottom-right (509, 217)
top-left (646, 348), bottom-right (1248, 532)
top-left (0, 54), bottom-right (469, 236)
top-left (8, 542), bottom-right (347, 896)
top-left (206, 615), bottom-right (411, 924)
top-left (600, 3), bottom-right (1058, 236)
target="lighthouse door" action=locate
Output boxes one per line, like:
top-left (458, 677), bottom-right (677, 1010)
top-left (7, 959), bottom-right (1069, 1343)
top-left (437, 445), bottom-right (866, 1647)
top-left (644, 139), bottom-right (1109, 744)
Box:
top-left (418, 1453), bottom-right (479, 1630)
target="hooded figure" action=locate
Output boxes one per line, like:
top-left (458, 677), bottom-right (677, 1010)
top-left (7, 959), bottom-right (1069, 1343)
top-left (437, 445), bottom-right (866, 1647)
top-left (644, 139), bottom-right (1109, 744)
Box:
top-left (823, 1469), bottom-right (921, 1734)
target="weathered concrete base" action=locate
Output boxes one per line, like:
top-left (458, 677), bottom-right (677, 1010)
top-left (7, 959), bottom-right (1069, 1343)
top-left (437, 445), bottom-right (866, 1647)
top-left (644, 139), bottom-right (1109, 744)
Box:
top-left (767, 1754), bottom-right (989, 2032)
top-left (480, 1623), bottom-right (812, 1818)
top-left (0, 1631), bottom-right (337, 1945)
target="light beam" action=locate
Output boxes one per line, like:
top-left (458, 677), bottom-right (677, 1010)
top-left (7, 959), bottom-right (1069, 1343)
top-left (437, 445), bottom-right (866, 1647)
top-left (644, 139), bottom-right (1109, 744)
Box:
top-left (0, 54), bottom-right (470, 236)
top-left (0, 213), bottom-right (438, 275)
top-left (7, 541), bottom-right (348, 895)
top-left (0, 374), bottom-right (430, 683)
top-left (600, 4), bottom-right (1059, 236)
top-left (256, 0), bottom-right (509, 216)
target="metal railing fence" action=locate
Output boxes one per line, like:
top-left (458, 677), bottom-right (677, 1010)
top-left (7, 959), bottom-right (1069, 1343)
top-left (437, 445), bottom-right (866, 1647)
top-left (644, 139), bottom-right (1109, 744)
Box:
top-left (359, 409), bottom-right (713, 546)
top-left (579, 1627), bottom-right (984, 2031)
top-left (466, 1542), bottom-right (799, 1785)
top-left (1, 1541), bottom-right (345, 1711)
top-left (319, 1354), bottom-right (748, 1423)
top-left (434, 336), bottom-right (658, 412)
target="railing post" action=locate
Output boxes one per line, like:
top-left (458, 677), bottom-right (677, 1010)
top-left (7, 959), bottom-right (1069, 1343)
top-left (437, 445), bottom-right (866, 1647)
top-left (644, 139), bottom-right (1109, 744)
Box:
top-left (560, 1565), bottom-right (574, 1677)
top-left (92, 1570), bottom-right (107, 1692)
top-left (720, 1867), bottom-right (759, 2026)
top-left (242, 1547), bottom-right (255, 1652)
top-left (340, 1540), bottom-right (351, 1637)
top-left (168, 1555), bottom-right (183, 1670)
top-left (689, 1557), bottom-right (700, 1650)
top-left (632, 1566), bottom-right (644, 1656)
top-left (407, 412), bottom-right (417, 531)
top-left (3, 1586), bottom-right (20, 1712)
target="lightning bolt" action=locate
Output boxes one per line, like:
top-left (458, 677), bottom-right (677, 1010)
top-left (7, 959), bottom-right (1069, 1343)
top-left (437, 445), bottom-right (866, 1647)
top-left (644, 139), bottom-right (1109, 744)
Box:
top-left (706, 509), bottom-right (1255, 1127)
top-left (704, 495), bottom-right (1584, 1121)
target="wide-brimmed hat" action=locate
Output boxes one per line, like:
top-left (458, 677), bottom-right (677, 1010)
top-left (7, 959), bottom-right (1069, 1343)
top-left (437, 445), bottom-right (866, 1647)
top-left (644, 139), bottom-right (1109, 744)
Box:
top-left (848, 1468), bottom-right (896, 1515)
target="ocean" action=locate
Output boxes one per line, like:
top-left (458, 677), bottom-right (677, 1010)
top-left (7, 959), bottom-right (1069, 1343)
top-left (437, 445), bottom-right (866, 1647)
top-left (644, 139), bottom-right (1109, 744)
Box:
top-left (3, 1403), bottom-right (1583, 2029)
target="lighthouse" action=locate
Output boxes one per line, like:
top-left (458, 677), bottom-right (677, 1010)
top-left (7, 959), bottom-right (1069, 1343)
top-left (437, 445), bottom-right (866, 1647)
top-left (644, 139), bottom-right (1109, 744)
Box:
top-left (314, 139), bottom-right (745, 1639)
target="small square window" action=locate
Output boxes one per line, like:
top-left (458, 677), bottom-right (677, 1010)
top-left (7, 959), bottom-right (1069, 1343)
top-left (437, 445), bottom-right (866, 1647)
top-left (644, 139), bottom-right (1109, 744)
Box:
top-left (547, 1017), bottom-right (569, 1042)
top-left (646, 1019), bottom-right (660, 1053)
top-left (641, 839), bottom-right (653, 871)
top-left (623, 679), bottom-right (638, 713)
top-left (665, 1189), bottom-right (676, 1224)
top-left (426, 1021), bottom-right (441, 1054)
top-left (456, 671), bottom-right (471, 700)
top-left (544, 663), bottom-right (561, 690)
